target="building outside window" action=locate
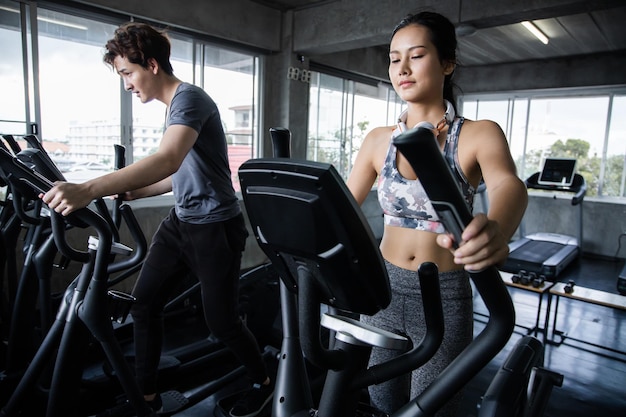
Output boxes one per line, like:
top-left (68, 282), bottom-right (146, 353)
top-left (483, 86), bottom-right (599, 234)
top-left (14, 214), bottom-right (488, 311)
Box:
top-left (0, 0), bottom-right (259, 190)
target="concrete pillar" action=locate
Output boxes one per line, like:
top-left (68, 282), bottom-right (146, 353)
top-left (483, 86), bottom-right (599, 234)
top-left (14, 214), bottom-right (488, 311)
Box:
top-left (261, 11), bottom-right (310, 159)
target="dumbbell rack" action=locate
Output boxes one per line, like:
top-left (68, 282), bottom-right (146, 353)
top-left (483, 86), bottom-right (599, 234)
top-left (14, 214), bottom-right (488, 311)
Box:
top-left (495, 270), bottom-right (557, 343)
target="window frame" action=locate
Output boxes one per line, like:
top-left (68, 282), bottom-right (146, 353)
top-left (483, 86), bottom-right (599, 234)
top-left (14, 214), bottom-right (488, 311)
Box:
top-left (462, 87), bottom-right (626, 201)
top-left (2, 0), bottom-right (262, 191)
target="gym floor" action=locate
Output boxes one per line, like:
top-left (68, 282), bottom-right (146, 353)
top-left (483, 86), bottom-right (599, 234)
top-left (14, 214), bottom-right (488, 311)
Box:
top-left (18, 255), bottom-right (620, 416)
top-left (166, 255), bottom-right (626, 417)
top-left (463, 255), bottom-right (626, 417)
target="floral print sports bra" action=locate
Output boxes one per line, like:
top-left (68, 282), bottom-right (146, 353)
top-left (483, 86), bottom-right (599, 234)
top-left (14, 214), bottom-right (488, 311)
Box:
top-left (377, 116), bottom-right (476, 233)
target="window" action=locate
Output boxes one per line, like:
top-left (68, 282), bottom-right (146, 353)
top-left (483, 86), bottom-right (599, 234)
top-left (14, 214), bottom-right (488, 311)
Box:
top-left (603, 95), bottom-right (626, 197)
top-left (36, 9), bottom-right (120, 182)
top-left (1, 1), bottom-right (259, 191)
top-left (462, 98), bottom-right (529, 179)
top-left (308, 68), bottom-right (625, 201)
top-left (234, 109), bottom-right (250, 129)
top-left (203, 49), bottom-right (258, 189)
top-left (308, 72), bottom-right (401, 180)
top-left (462, 93), bottom-right (626, 199)
top-left (0, 0), bottom-right (27, 135)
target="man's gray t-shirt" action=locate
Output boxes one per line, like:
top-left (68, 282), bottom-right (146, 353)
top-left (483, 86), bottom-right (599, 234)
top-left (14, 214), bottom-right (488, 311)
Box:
top-left (167, 82), bottom-right (240, 224)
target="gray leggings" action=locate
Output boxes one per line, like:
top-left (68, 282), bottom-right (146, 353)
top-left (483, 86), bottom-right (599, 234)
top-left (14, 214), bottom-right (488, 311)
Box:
top-left (360, 261), bottom-right (473, 416)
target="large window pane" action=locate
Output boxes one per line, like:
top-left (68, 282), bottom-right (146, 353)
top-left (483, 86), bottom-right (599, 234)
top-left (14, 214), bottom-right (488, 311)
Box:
top-left (36, 8), bottom-right (119, 182)
top-left (32, 8), bottom-right (259, 190)
top-left (463, 93), bottom-right (625, 200)
top-left (308, 72), bottom-right (398, 181)
top-left (525, 97), bottom-right (609, 196)
top-left (308, 73), bottom-right (347, 172)
top-left (349, 83), bottom-right (401, 174)
top-left (0, 0), bottom-right (27, 134)
top-left (605, 95), bottom-right (626, 197)
top-left (128, 39), bottom-right (258, 191)
top-left (203, 48), bottom-right (257, 191)
top-left (465, 98), bottom-right (529, 177)
top-left (462, 101), bottom-right (478, 120)
top-left (508, 99), bottom-right (529, 174)
top-left (474, 100), bottom-right (510, 136)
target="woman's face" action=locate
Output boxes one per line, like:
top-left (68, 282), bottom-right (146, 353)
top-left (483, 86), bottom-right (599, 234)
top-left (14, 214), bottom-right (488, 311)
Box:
top-left (388, 24), bottom-right (453, 103)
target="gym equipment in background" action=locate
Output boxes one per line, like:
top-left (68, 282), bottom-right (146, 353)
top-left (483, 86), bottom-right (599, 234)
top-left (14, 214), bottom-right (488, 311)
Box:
top-left (502, 158), bottom-right (586, 279)
top-left (0, 135), bottom-right (281, 416)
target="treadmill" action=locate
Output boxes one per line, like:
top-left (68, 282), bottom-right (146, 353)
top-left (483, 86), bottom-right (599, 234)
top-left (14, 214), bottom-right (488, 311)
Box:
top-left (502, 158), bottom-right (586, 279)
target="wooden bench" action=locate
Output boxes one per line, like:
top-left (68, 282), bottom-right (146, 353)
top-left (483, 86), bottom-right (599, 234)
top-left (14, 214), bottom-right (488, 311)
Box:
top-left (547, 282), bottom-right (626, 357)
top-left (476, 271), bottom-right (555, 341)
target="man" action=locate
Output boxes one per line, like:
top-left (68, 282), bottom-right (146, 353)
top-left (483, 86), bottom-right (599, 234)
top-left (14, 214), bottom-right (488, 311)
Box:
top-left (42, 22), bottom-right (273, 417)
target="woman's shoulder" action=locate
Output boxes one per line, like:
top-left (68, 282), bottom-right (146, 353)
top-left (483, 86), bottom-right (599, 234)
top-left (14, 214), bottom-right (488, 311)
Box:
top-left (459, 118), bottom-right (504, 135)
top-left (360, 125), bottom-right (395, 154)
top-left (365, 125), bottom-right (396, 142)
top-left (458, 118), bottom-right (508, 146)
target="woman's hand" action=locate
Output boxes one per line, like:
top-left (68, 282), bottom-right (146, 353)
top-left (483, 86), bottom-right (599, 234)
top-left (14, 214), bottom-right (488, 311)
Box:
top-left (436, 213), bottom-right (509, 271)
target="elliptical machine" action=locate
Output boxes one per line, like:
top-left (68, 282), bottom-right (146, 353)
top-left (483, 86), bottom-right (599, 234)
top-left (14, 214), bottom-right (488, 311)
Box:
top-left (0, 136), bottom-right (136, 393)
top-left (237, 126), bottom-right (517, 416)
top-left (0, 136), bottom-right (282, 416)
top-left (0, 147), bottom-right (152, 417)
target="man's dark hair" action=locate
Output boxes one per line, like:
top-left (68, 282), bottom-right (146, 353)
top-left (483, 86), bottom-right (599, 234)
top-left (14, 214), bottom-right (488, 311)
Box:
top-left (104, 22), bottom-right (174, 76)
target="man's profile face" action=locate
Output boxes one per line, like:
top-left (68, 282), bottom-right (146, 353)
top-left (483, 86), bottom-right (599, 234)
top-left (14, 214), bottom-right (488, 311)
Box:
top-left (114, 55), bottom-right (158, 104)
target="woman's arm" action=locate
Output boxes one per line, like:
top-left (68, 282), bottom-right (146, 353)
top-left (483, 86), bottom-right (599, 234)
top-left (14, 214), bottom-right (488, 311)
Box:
top-left (438, 119), bottom-right (528, 270)
top-left (346, 126), bottom-right (389, 204)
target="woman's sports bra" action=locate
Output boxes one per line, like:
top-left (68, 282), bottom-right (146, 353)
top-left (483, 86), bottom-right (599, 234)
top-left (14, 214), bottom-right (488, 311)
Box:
top-left (377, 115), bottom-right (476, 233)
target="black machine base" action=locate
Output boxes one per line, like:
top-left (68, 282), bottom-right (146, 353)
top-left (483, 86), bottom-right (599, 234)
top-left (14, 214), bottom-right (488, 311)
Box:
top-left (502, 233), bottom-right (579, 279)
top-left (618, 262), bottom-right (626, 295)
top-left (158, 390), bottom-right (190, 414)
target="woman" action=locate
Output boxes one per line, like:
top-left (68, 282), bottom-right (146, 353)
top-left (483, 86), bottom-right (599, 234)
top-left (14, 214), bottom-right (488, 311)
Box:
top-left (346, 11), bottom-right (527, 416)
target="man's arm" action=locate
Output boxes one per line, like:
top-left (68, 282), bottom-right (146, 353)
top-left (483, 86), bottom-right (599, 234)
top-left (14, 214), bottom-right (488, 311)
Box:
top-left (42, 124), bottom-right (197, 215)
top-left (123, 176), bottom-right (173, 200)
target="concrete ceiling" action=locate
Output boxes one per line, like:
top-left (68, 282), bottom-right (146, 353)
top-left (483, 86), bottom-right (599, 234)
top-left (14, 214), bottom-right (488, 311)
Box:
top-left (454, 6), bottom-right (626, 66)
top-left (249, 0), bottom-right (335, 12)
top-left (70, 0), bottom-right (626, 92)
top-left (251, 0), bottom-right (626, 67)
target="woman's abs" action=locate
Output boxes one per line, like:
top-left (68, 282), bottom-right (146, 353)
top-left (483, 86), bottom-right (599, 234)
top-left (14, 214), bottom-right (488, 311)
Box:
top-left (380, 226), bottom-right (460, 272)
